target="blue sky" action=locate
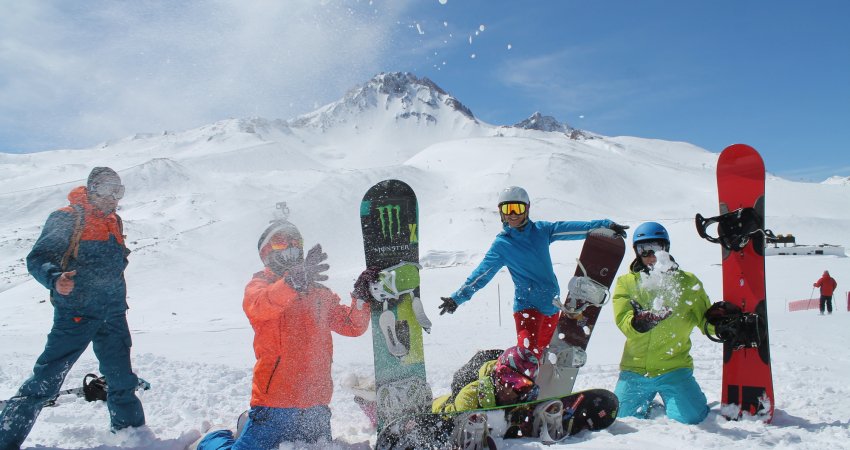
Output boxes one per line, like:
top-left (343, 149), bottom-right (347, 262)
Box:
top-left (1, 1), bottom-right (847, 182)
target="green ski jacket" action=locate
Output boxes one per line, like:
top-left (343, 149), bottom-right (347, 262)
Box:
top-left (612, 263), bottom-right (714, 378)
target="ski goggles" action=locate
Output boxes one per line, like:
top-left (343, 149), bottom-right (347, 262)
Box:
top-left (90, 182), bottom-right (125, 200)
top-left (269, 234), bottom-right (303, 250)
top-left (495, 365), bottom-right (536, 399)
top-left (635, 240), bottom-right (669, 257)
top-left (499, 202), bottom-right (527, 215)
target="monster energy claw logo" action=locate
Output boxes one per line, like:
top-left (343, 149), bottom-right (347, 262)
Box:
top-left (376, 205), bottom-right (402, 242)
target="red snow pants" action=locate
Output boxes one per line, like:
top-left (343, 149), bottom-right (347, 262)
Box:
top-left (513, 309), bottom-right (560, 357)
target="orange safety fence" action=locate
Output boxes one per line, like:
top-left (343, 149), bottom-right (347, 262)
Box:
top-left (788, 298), bottom-right (819, 312)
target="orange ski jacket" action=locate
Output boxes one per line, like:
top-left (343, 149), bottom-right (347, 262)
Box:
top-left (243, 267), bottom-right (370, 409)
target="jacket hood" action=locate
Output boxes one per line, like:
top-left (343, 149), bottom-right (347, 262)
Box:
top-left (68, 186), bottom-right (112, 218)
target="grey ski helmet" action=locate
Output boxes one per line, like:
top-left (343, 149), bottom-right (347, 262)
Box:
top-left (498, 186), bottom-right (530, 206)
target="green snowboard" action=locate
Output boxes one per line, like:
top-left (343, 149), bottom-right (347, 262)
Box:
top-left (360, 180), bottom-right (432, 431)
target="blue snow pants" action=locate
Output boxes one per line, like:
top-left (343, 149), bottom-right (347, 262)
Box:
top-left (614, 368), bottom-right (709, 424)
top-left (0, 312), bottom-right (145, 450)
top-left (198, 405), bottom-right (332, 450)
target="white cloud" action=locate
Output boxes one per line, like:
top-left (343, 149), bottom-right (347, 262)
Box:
top-left (0, 0), bottom-right (409, 152)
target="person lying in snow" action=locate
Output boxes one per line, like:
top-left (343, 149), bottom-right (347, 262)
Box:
top-left (187, 215), bottom-right (373, 450)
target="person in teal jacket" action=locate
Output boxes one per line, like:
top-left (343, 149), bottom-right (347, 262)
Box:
top-left (0, 168), bottom-right (145, 450)
top-left (439, 186), bottom-right (627, 357)
top-left (611, 222), bottom-right (714, 424)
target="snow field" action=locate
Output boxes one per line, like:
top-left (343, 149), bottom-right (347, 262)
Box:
top-left (1, 74), bottom-right (849, 448)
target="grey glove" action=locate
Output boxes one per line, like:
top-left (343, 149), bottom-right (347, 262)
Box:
top-left (304, 244), bottom-right (329, 283)
top-left (285, 244), bottom-right (329, 293)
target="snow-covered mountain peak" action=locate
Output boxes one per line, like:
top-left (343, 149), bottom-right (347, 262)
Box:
top-left (288, 72), bottom-right (476, 131)
top-left (513, 111), bottom-right (589, 140)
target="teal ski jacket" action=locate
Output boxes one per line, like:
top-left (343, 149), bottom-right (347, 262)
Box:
top-left (451, 218), bottom-right (614, 316)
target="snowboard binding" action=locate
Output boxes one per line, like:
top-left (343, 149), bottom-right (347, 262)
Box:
top-left (451, 412), bottom-right (493, 450)
top-left (532, 399), bottom-right (567, 445)
top-left (704, 301), bottom-right (767, 350)
top-left (555, 259), bottom-right (610, 317)
top-left (695, 207), bottom-right (778, 252)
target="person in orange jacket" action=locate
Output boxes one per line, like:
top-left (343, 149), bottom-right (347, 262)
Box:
top-left (187, 216), bottom-right (373, 450)
top-left (814, 270), bottom-right (838, 315)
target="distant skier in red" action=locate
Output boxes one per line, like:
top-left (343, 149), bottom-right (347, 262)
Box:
top-left (814, 270), bottom-right (838, 315)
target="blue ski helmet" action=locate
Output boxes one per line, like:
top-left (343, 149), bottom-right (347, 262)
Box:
top-left (633, 222), bottom-right (670, 250)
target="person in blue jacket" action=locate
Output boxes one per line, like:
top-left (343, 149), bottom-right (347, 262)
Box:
top-left (439, 186), bottom-right (627, 357)
top-left (0, 167), bottom-right (146, 450)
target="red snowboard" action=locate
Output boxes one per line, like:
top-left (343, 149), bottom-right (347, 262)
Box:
top-left (713, 144), bottom-right (774, 422)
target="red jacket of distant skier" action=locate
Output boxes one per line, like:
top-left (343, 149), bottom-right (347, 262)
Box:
top-left (814, 274), bottom-right (838, 296)
top-left (243, 268), bottom-right (370, 409)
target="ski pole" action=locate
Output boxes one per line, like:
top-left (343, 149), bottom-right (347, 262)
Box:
top-left (498, 284), bottom-right (501, 327)
top-left (810, 286), bottom-right (815, 301)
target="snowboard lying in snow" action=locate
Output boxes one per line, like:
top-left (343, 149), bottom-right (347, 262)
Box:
top-left (375, 388), bottom-right (619, 450)
top-left (0, 373), bottom-right (150, 409)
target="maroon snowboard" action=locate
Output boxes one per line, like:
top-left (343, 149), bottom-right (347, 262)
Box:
top-left (696, 144), bottom-right (774, 422)
top-left (537, 228), bottom-right (626, 398)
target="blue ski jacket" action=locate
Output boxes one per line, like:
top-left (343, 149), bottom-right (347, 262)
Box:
top-left (27, 186), bottom-right (130, 317)
top-left (451, 218), bottom-right (614, 316)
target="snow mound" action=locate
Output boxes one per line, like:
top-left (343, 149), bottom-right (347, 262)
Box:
top-left (822, 175), bottom-right (850, 186)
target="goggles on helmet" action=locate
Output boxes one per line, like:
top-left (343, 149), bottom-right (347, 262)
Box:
top-left (499, 202), bottom-right (527, 216)
top-left (635, 240), bottom-right (669, 257)
top-left (494, 365), bottom-right (536, 402)
top-left (269, 233), bottom-right (303, 251)
top-left (91, 182), bottom-right (125, 200)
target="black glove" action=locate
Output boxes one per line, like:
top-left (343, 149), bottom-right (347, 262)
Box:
top-left (304, 244), bottom-right (329, 284)
top-left (608, 222), bottom-right (630, 238)
top-left (353, 266), bottom-right (382, 300)
top-left (439, 296), bottom-right (458, 315)
top-left (630, 299), bottom-right (671, 333)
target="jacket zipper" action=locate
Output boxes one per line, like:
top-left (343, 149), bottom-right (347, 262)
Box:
top-left (265, 356), bottom-right (281, 394)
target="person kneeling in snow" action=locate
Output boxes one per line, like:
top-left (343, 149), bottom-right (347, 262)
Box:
top-left (188, 217), bottom-right (373, 450)
top-left (612, 222), bottom-right (715, 425)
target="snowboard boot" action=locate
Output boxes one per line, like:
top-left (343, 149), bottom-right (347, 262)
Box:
top-left (234, 410), bottom-right (249, 441)
top-left (532, 399), bottom-right (566, 444)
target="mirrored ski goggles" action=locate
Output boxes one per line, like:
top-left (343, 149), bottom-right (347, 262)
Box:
top-left (499, 202), bottom-right (527, 215)
top-left (495, 365), bottom-right (536, 397)
top-left (91, 182), bottom-right (125, 200)
top-left (635, 240), bottom-right (669, 257)
top-left (269, 234), bottom-right (303, 250)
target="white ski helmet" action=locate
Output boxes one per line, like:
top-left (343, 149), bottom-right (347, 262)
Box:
top-left (498, 186), bottom-right (530, 206)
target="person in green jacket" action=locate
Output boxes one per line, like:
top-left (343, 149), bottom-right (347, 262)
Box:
top-left (432, 346), bottom-right (540, 414)
top-left (612, 222), bottom-right (714, 424)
